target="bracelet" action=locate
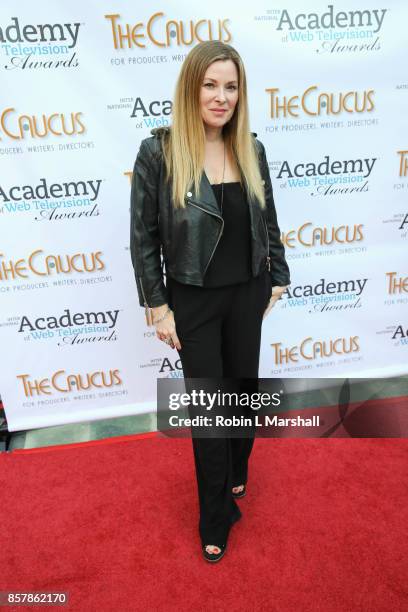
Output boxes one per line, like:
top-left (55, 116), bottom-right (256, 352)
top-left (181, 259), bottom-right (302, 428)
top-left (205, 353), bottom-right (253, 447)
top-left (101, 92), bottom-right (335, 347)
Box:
top-left (152, 306), bottom-right (171, 325)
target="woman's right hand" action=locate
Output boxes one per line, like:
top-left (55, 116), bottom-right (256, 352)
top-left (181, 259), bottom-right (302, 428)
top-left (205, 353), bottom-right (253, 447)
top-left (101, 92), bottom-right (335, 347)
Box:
top-left (263, 285), bottom-right (288, 320)
top-left (152, 305), bottom-right (181, 350)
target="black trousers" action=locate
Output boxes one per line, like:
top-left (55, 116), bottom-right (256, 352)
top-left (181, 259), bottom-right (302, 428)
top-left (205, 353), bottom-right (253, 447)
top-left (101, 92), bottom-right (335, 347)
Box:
top-left (166, 269), bottom-right (271, 546)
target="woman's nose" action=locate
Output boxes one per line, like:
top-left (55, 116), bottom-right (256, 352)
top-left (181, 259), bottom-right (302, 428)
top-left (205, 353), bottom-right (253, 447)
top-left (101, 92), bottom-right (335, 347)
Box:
top-left (214, 88), bottom-right (226, 102)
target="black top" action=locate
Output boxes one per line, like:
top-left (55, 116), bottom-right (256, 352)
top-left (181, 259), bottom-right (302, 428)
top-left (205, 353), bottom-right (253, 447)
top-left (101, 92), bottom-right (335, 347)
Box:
top-left (203, 181), bottom-right (252, 287)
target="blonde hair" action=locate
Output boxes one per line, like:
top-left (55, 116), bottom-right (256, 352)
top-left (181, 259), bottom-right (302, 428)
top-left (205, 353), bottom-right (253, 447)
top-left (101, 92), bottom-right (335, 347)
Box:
top-left (161, 40), bottom-right (265, 209)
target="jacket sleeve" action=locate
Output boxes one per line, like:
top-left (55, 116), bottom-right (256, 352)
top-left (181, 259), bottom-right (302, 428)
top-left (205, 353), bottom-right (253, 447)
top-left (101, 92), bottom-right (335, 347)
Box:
top-left (130, 138), bottom-right (168, 308)
top-left (257, 139), bottom-right (291, 287)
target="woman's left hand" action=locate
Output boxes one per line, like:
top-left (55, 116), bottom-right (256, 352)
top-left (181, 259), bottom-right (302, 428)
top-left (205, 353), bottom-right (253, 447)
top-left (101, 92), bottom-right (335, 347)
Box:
top-left (263, 285), bottom-right (288, 319)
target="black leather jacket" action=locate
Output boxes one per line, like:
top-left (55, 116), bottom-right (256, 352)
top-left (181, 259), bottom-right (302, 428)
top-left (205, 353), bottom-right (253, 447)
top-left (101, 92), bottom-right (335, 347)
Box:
top-left (130, 127), bottom-right (290, 308)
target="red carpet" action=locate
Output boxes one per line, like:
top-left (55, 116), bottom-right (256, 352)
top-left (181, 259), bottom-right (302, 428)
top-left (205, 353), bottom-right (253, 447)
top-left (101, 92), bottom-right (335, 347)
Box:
top-left (1, 436), bottom-right (407, 612)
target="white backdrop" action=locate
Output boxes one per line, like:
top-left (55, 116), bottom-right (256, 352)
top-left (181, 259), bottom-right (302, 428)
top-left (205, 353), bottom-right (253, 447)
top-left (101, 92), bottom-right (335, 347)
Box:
top-left (0, 1), bottom-right (407, 431)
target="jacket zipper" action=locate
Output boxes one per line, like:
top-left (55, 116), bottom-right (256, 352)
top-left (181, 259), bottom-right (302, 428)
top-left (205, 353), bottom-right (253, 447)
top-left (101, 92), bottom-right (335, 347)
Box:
top-left (262, 216), bottom-right (271, 271)
top-left (139, 275), bottom-right (153, 326)
top-left (187, 200), bottom-right (224, 276)
top-left (139, 275), bottom-right (149, 306)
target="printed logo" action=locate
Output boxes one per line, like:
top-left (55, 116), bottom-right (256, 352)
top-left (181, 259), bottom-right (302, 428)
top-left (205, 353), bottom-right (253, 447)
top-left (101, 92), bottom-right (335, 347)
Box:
top-left (11, 308), bottom-right (120, 347)
top-left (376, 324), bottom-right (408, 347)
top-left (254, 6), bottom-right (388, 56)
top-left (0, 108), bottom-right (85, 141)
top-left (384, 272), bottom-right (408, 308)
top-left (140, 356), bottom-right (183, 377)
top-left (282, 277), bottom-right (367, 313)
top-left (0, 177), bottom-right (102, 221)
top-left (0, 250), bottom-right (104, 281)
top-left (0, 16), bottom-right (81, 71)
top-left (104, 13), bottom-right (231, 50)
top-left (275, 155), bottom-right (376, 196)
top-left (391, 325), bottom-right (408, 346)
top-left (271, 335), bottom-right (360, 365)
top-left (265, 86), bottom-right (374, 119)
top-left (381, 212), bottom-right (407, 239)
top-left (275, 6), bottom-right (387, 34)
top-left (17, 368), bottom-right (122, 397)
top-left (281, 222), bottom-right (364, 248)
top-left (386, 272), bottom-right (408, 295)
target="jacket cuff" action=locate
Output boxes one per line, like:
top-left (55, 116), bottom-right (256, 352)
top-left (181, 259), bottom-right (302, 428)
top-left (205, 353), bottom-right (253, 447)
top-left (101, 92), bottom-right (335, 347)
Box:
top-left (268, 270), bottom-right (291, 287)
top-left (136, 274), bottom-right (168, 308)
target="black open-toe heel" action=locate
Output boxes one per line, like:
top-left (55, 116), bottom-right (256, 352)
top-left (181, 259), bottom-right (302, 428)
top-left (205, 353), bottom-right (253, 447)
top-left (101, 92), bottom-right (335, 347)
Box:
top-left (202, 543), bottom-right (226, 563)
top-left (232, 484), bottom-right (246, 498)
top-left (202, 507), bottom-right (241, 562)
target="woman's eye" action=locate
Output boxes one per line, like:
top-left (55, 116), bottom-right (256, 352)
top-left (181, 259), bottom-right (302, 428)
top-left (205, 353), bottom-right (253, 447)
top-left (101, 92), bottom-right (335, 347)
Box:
top-left (203, 83), bottom-right (237, 90)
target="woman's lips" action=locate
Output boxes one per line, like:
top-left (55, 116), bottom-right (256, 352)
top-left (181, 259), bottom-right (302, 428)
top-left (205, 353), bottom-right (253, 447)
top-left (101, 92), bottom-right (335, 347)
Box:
top-left (210, 109), bottom-right (227, 114)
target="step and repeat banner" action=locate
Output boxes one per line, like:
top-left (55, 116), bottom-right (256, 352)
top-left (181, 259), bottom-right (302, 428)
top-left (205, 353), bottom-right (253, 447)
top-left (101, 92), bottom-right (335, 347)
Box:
top-left (0, 1), bottom-right (407, 431)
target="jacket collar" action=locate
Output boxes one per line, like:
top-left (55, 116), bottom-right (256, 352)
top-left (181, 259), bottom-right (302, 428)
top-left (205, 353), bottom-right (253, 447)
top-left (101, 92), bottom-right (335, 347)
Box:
top-left (150, 127), bottom-right (259, 215)
top-left (187, 172), bottom-right (261, 219)
top-left (187, 171), bottom-right (223, 216)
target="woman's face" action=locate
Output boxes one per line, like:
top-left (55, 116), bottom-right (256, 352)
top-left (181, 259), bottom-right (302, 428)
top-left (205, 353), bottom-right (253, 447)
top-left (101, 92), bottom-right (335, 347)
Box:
top-left (199, 59), bottom-right (239, 130)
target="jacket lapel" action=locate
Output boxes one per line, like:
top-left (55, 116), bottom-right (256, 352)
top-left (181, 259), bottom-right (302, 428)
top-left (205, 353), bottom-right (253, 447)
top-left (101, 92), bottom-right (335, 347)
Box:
top-left (187, 171), bottom-right (260, 220)
top-left (186, 171), bottom-right (221, 216)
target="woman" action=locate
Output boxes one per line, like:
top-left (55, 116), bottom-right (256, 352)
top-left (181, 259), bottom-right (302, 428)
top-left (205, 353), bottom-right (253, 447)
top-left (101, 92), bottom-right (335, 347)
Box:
top-left (130, 40), bottom-right (290, 562)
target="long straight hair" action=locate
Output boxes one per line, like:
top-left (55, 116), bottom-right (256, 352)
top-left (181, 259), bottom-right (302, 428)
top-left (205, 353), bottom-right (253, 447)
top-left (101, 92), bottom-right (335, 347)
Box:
top-left (161, 41), bottom-right (265, 209)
